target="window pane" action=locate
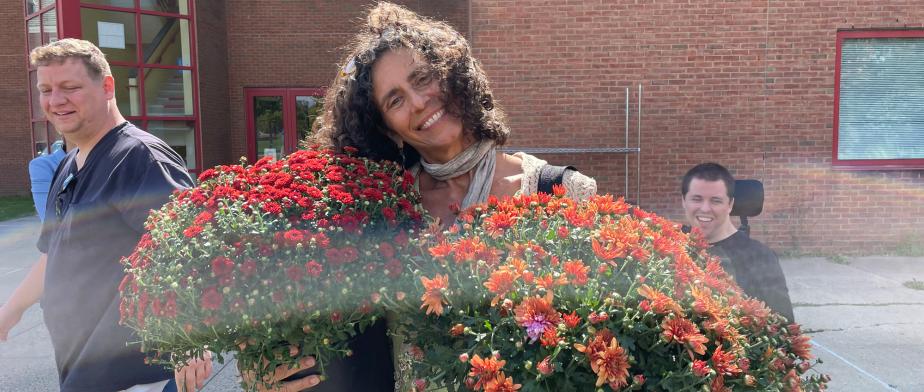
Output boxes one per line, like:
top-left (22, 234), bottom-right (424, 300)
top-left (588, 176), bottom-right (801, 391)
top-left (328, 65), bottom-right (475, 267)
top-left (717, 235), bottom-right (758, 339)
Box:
top-left (42, 10), bottom-right (58, 44)
top-left (111, 66), bottom-right (142, 116)
top-left (28, 17), bottom-right (41, 53)
top-left (838, 38), bottom-right (924, 160)
top-left (147, 120), bottom-right (196, 169)
top-left (26, 0), bottom-right (39, 15)
top-left (30, 71), bottom-right (44, 120)
top-left (49, 122), bottom-right (63, 153)
top-left (81, 8), bottom-right (137, 63)
top-left (143, 69), bottom-right (193, 116)
top-left (40, 0), bottom-right (54, 8)
top-left (33, 122), bottom-right (49, 156)
top-left (141, 15), bottom-right (190, 66)
top-left (253, 96), bottom-right (284, 160)
top-left (140, 0), bottom-right (189, 15)
top-left (80, 0), bottom-right (134, 8)
top-left (295, 95), bottom-right (323, 145)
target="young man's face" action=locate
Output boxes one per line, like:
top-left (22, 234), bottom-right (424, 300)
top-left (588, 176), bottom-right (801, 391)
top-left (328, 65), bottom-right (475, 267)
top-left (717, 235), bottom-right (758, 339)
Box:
top-left (682, 178), bottom-right (735, 243)
top-left (37, 58), bottom-right (114, 139)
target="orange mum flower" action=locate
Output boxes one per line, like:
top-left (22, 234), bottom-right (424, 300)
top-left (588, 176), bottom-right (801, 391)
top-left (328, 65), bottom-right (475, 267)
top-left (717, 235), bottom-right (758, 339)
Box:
top-left (710, 375), bottom-right (731, 392)
top-left (710, 345), bottom-right (742, 376)
top-left (484, 372), bottom-right (521, 392)
top-left (574, 329), bottom-right (630, 389)
top-left (420, 274), bottom-right (449, 315)
top-left (637, 285), bottom-right (683, 315)
top-left (514, 294), bottom-right (560, 343)
top-left (728, 295), bottom-right (771, 331)
top-left (468, 354), bottom-right (507, 391)
top-left (691, 285), bottom-right (728, 321)
top-left (661, 316), bottom-right (709, 357)
top-left (483, 211), bottom-right (516, 237)
top-left (562, 259), bottom-right (590, 286)
top-left (428, 241), bottom-right (453, 260)
top-left (787, 324), bottom-right (814, 360)
top-left (484, 268), bottom-right (517, 306)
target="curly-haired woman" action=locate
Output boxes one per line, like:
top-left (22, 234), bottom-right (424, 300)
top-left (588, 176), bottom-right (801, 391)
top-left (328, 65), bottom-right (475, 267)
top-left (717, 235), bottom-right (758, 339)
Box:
top-left (311, 2), bottom-right (596, 227)
top-left (175, 3), bottom-right (596, 391)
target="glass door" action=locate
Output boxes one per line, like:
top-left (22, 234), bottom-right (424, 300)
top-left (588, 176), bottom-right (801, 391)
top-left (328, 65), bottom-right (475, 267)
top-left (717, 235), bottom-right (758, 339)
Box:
top-left (246, 88), bottom-right (324, 162)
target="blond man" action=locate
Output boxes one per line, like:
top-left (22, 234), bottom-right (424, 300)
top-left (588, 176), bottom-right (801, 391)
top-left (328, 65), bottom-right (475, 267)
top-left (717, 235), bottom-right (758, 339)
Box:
top-left (0, 39), bottom-right (195, 392)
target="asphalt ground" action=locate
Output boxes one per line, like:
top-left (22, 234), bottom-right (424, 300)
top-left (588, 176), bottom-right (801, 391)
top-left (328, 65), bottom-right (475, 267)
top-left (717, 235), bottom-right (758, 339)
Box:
top-left (1, 216), bottom-right (922, 391)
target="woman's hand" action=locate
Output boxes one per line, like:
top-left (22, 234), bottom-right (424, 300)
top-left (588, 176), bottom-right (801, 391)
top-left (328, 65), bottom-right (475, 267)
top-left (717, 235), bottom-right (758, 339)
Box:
top-left (241, 355), bottom-right (321, 392)
top-left (174, 351), bottom-right (213, 392)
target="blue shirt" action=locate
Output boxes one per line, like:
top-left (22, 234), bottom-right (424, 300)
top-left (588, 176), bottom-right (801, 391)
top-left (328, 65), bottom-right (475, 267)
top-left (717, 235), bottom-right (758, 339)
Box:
top-left (29, 148), bottom-right (67, 221)
top-left (38, 122), bottom-right (194, 391)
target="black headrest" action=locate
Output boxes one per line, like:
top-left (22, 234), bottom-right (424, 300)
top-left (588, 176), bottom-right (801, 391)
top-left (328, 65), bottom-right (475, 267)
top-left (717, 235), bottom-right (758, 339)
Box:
top-left (731, 179), bottom-right (763, 217)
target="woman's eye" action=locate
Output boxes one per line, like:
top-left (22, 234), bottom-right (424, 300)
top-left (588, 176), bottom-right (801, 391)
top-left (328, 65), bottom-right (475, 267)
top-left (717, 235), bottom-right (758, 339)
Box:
top-left (388, 96), bottom-right (403, 109)
top-left (415, 73), bottom-right (432, 86)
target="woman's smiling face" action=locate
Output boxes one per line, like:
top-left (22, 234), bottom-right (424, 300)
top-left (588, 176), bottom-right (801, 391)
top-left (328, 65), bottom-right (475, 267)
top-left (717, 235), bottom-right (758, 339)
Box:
top-left (371, 48), bottom-right (468, 163)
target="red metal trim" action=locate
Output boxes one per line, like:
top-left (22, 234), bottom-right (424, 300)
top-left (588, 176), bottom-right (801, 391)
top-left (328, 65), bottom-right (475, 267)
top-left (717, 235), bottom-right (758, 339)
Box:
top-left (58, 0), bottom-right (81, 38)
top-left (244, 89), bottom-right (267, 163)
top-left (245, 88), bottom-right (328, 160)
top-left (832, 29), bottom-right (924, 170)
top-left (25, 3), bottom-right (55, 19)
top-left (832, 31), bottom-right (843, 168)
top-left (79, 2), bottom-right (194, 19)
top-left (108, 61), bottom-right (194, 70)
top-left (188, 0), bottom-right (201, 170)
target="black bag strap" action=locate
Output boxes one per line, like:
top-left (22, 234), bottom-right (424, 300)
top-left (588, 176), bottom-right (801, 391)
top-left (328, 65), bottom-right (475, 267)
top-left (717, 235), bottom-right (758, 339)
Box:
top-left (538, 164), bottom-right (576, 194)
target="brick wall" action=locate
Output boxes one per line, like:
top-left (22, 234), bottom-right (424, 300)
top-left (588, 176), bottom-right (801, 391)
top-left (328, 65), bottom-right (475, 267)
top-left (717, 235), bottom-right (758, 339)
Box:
top-left (223, 0), bottom-right (469, 166)
top-left (195, 0), bottom-right (231, 170)
top-left (470, 0), bottom-right (924, 254)
top-left (0, 5), bottom-right (33, 196)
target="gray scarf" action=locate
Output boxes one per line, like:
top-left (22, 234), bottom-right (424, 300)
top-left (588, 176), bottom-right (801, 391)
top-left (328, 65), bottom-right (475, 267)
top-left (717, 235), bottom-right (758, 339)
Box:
top-left (419, 139), bottom-right (496, 210)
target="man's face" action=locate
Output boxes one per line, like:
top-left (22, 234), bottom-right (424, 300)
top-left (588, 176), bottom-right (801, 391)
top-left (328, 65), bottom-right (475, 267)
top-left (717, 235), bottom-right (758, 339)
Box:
top-left (682, 178), bottom-right (735, 242)
top-left (36, 58), bottom-right (113, 138)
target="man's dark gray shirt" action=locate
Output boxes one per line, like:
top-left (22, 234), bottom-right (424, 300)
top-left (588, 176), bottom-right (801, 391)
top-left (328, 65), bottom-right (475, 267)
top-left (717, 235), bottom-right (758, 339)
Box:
top-left (38, 122), bottom-right (194, 391)
top-left (710, 230), bottom-right (796, 323)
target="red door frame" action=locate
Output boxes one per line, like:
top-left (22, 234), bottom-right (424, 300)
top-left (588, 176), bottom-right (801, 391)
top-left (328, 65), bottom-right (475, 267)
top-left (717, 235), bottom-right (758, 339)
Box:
top-left (245, 87), bottom-right (326, 162)
top-left (833, 29), bottom-right (924, 170)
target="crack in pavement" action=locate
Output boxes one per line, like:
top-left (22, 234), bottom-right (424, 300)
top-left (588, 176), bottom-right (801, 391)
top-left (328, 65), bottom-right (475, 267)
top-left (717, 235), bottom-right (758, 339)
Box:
top-left (793, 302), bottom-right (924, 307)
top-left (805, 321), bottom-right (924, 333)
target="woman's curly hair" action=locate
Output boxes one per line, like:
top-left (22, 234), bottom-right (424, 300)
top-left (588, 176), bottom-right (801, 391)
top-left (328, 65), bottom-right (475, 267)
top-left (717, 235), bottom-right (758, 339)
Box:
top-left (310, 2), bottom-right (509, 167)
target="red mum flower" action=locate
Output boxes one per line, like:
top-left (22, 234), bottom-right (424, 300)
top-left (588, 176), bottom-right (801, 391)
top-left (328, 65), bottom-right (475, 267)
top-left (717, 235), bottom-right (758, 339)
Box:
top-left (282, 229), bottom-right (305, 247)
top-left (540, 327), bottom-right (560, 347)
top-left (262, 201), bottom-right (282, 214)
top-left (211, 256), bottom-right (234, 277)
top-left (193, 211), bottom-right (213, 225)
top-left (563, 311), bottom-right (581, 328)
top-left (285, 265), bottom-right (305, 281)
top-left (200, 287), bottom-right (223, 311)
top-left (239, 259), bottom-right (257, 277)
top-left (183, 224), bottom-right (204, 238)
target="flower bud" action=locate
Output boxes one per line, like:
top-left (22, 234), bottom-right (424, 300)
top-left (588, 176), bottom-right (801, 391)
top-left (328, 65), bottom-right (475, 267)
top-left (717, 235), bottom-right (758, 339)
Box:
top-left (459, 353), bottom-right (469, 363)
top-left (537, 356), bottom-right (554, 375)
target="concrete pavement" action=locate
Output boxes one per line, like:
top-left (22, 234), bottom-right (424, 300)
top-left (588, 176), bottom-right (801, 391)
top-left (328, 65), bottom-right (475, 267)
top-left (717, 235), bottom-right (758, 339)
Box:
top-left (1, 216), bottom-right (923, 391)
